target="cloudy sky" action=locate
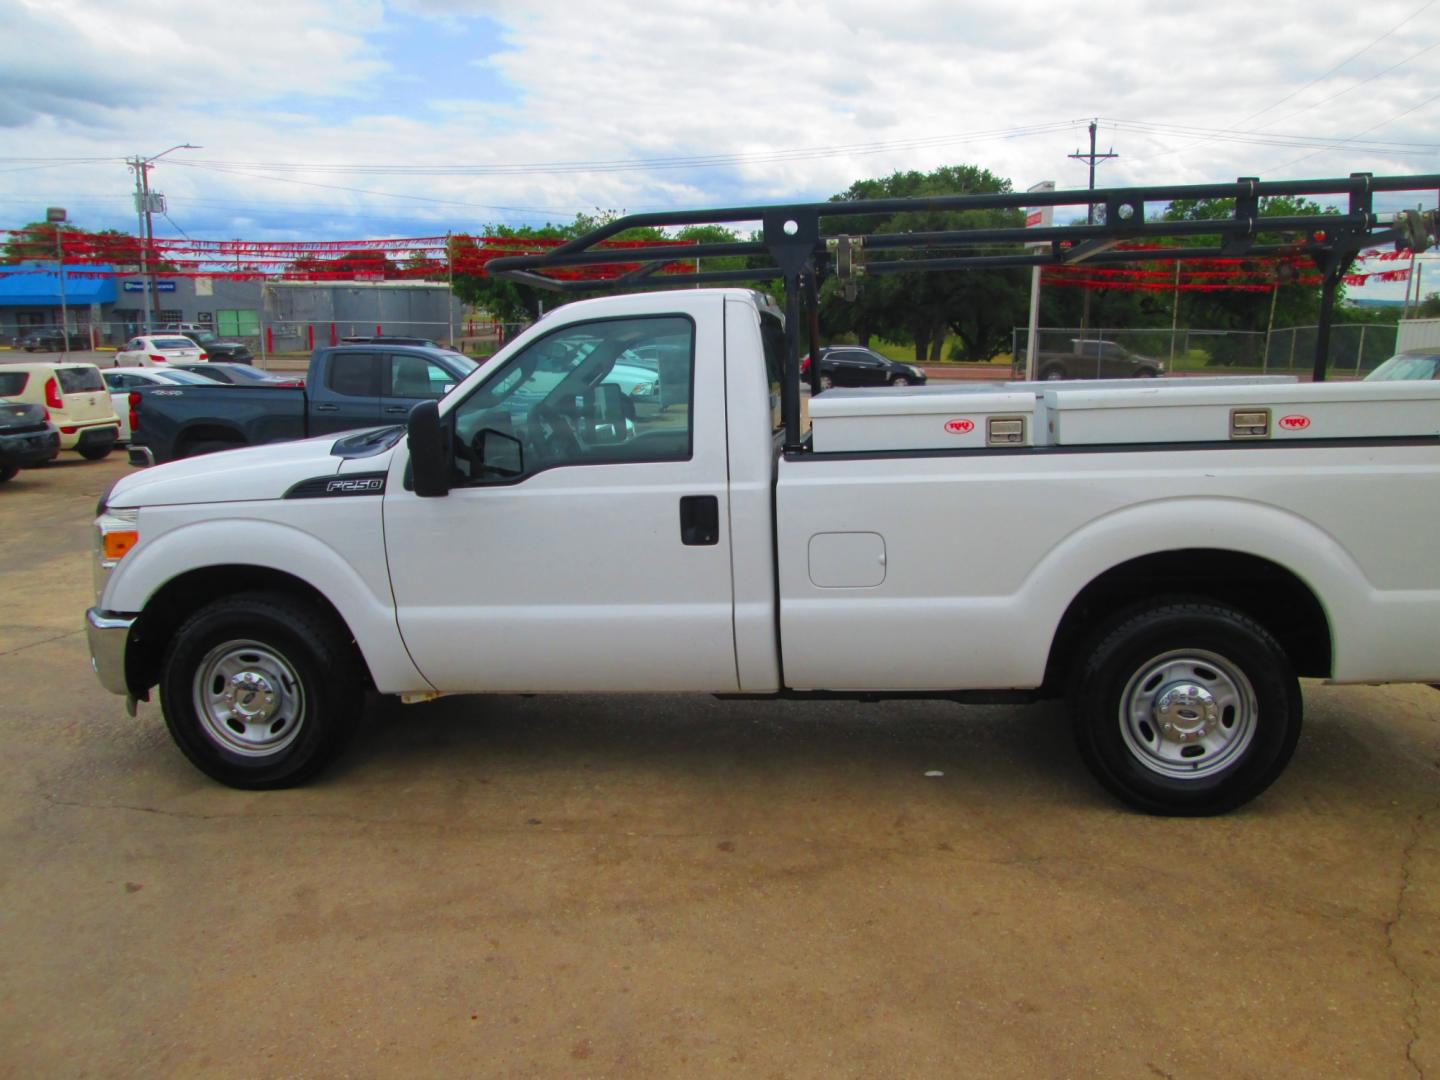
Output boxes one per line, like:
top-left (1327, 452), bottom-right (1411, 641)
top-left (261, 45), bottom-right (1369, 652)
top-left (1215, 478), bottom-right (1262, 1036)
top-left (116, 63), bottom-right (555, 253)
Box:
top-left (2, 0), bottom-right (1437, 295)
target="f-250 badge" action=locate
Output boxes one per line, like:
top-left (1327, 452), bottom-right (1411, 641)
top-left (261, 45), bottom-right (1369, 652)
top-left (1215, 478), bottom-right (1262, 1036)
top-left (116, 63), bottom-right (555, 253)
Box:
top-left (327, 478), bottom-right (385, 494)
top-left (944, 418), bottom-right (975, 435)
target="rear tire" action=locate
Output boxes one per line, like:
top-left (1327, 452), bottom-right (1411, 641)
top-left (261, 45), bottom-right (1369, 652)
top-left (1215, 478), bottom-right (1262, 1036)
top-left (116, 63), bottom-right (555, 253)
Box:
top-left (1071, 600), bottom-right (1302, 816)
top-left (79, 445), bottom-right (112, 461)
top-left (160, 593), bottom-right (362, 789)
top-left (0, 466), bottom-right (17, 482)
top-left (1041, 365), bottom-right (1066, 381)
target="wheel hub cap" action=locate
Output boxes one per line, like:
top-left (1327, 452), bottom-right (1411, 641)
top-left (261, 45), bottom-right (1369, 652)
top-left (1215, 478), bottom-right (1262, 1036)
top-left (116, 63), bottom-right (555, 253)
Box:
top-left (225, 671), bottom-right (278, 723)
top-left (192, 639), bottom-right (305, 757)
top-left (1152, 683), bottom-right (1217, 742)
top-left (1117, 649), bottom-right (1259, 780)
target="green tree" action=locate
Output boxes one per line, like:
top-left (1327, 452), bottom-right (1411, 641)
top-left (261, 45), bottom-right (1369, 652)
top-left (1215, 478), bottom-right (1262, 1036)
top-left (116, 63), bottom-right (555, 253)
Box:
top-left (1417, 292), bottom-right (1440, 317)
top-left (3, 220), bottom-right (142, 266)
top-left (448, 212), bottom-right (737, 324)
top-left (819, 165), bottom-right (1030, 361)
top-left (1158, 196), bottom-right (1339, 363)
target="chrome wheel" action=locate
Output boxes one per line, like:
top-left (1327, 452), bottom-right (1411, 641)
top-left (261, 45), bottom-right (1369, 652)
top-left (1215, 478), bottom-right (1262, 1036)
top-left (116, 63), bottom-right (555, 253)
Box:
top-left (892, 376), bottom-right (911, 386)
top-left (819, 374), bottom-right (834, 390)
top-left (192, 639), bottom-right (306, 757)
top-left (1118, 649), bottom-right (1257, 780)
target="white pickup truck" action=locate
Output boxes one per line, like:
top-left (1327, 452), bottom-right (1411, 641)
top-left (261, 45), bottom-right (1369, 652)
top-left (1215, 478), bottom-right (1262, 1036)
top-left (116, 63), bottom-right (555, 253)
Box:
top-left (87, 284), bottom-right (1440, 814)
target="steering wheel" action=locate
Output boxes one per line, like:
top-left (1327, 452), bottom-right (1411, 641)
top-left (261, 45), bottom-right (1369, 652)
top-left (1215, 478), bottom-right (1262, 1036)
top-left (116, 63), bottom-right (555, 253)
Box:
top-left (530, 403), bottom-right (581, 463)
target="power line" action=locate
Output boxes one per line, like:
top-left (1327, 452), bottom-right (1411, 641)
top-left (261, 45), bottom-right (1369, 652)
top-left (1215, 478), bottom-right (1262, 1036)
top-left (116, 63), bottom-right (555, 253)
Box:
top-left (169, 121), bottom-right (1081, 177)
top-left (1255, 38), bottom-right (1440, 132)
top-left (1125, 0), bottom-right (1439, 163)
top-left (1264, 88), bottom-right (1440, 172)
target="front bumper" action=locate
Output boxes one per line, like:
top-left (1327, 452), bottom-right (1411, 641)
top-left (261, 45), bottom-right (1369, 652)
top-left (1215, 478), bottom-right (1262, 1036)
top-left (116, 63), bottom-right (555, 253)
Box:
top-left (86, 608), bottom-right (136, 696)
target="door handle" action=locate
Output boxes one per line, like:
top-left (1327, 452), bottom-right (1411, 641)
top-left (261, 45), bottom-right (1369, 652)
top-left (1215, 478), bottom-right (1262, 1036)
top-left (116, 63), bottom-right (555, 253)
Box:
top-left (679, 495), bottom-right (719, 546)
top-left (315, 403), bottom-right (339, 412)
top-left (384, 404), bottom-right (408, 414)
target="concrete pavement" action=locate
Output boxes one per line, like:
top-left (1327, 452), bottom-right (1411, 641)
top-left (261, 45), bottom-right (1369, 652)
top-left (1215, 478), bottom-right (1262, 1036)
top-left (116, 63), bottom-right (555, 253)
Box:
top-left (0, 457), bottom-right (1435, 1078)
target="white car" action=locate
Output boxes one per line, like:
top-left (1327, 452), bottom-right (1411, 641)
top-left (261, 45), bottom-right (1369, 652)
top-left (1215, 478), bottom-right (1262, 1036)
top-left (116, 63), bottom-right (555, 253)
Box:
top-left (102, 366), bottom-right (217, 443)
top-left (114, 335), bottom-right (208, 368)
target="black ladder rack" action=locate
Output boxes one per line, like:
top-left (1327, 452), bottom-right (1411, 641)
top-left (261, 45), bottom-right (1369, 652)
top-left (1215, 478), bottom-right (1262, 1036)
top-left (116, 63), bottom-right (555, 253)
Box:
top-left (487, 173), bottom-right (1440, 452)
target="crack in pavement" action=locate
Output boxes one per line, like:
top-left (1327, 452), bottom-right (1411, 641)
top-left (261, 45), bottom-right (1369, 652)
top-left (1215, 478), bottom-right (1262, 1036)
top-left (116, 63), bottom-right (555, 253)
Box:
top-left (0, 628), bottom-right (84, 659)
top-left (1385, 797), bottom-right (1438, 1080)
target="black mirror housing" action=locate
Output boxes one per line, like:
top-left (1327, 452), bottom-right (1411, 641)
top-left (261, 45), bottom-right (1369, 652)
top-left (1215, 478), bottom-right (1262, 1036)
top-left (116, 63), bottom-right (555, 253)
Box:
top-left (408, 400), bottom-right (450, 497)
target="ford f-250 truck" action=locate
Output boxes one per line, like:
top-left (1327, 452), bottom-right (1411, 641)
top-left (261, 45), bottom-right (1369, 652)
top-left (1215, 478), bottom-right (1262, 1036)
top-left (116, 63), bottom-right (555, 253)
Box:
top-left (127, 344), bottom-right (477, 465)
top-left (86, 173), bottom-right (1440, 815)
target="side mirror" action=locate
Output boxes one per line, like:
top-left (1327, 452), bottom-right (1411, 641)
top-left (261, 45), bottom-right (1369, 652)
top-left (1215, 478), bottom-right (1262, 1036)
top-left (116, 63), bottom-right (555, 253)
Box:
top-left (407, 400), bottom-right (450, 497)
top-left (476, 428), bottom-right (524, 478)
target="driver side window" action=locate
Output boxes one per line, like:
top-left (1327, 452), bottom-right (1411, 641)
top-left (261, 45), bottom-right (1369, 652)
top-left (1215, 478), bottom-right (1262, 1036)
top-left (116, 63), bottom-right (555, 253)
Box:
top-left (447, 315), bottom-right (694, 485)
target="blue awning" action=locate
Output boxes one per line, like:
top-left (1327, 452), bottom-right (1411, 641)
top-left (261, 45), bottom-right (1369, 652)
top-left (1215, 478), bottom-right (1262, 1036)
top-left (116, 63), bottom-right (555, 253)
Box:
top-left (0, 261), bottom-right (118, 306)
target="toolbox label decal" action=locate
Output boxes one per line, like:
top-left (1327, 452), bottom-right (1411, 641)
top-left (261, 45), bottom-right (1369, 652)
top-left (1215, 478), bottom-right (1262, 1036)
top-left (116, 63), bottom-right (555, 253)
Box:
top-left (944, 418), bottom-right (975, 435)
top-left (1278, 414), bottom-right (1311, 431)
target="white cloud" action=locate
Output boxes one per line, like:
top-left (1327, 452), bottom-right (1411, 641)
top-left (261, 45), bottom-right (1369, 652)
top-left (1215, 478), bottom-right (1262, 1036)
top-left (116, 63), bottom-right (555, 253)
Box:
top-left (0, 0), bottom-right (1435, 265)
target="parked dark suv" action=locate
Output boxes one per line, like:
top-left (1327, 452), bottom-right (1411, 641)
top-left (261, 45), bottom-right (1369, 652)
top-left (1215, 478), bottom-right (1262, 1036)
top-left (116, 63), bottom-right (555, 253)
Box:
top-left (18, 329), bottom-right (88, 352)
top-left (801, 347), bottom-right (927, 389)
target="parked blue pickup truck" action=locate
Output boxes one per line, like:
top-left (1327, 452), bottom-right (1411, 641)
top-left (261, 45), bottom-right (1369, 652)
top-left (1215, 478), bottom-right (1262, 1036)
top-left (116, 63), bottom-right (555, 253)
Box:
top-left (128, 345), bottom-right (478, 465)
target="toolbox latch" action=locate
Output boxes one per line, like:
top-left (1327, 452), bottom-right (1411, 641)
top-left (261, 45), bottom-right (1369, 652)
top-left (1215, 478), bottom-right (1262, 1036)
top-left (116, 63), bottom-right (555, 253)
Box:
top-left (1230, 408), bottom-right (1271, 440)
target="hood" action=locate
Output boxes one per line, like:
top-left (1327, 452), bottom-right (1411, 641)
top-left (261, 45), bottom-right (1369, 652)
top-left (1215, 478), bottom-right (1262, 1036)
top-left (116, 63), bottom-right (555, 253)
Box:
top-left (107, 432), bottom-right (392, 508)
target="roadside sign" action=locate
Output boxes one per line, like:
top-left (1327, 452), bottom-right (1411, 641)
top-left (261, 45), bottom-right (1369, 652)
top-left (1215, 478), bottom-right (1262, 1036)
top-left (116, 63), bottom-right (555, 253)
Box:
top-left (1025, 181), bottom-right (1055, 249)
top-left (1024, 182), bottom-right (1054, 381)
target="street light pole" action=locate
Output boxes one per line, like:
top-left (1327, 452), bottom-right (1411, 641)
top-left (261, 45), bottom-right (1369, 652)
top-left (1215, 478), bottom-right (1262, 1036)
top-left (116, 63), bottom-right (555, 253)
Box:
top-left (128, 144), bottom-right (200, 335)
top-left (47, 207), bottom-right (69, 356)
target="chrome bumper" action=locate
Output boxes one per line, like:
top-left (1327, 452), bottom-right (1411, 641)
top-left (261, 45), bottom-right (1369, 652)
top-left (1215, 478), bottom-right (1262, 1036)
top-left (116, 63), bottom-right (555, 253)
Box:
top-left (86, 608), bottom-right (136, 696)
top-left (128, 445), bottom-right (155, 468)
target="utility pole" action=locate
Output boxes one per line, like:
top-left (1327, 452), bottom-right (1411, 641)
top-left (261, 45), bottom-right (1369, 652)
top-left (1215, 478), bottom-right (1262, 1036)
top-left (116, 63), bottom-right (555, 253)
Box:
top-left (1069, 120), bottom-right (1119, 337)
top-left (127, 144), bottom-right (200, 335)
top-left (46, 207), bottom-right (69, 356)
top-left (129, 157), bottom-right (152, 335)
top-left (140, 158), bottom-right (159, 331)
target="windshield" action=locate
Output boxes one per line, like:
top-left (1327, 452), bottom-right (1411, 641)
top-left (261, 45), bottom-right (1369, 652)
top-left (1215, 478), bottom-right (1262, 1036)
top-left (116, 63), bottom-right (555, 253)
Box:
top-left (1365, 352), bottom-right (1440, 381)
top-left (153, 369), bottom-right (218, 385)
top-left (56, 366), bottom-right (104, 393)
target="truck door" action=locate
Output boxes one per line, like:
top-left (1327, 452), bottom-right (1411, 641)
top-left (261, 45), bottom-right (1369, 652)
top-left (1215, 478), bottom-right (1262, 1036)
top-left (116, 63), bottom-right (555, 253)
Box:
top-left (381, 306), bottom-right (739, 693)
top-left (312, 351), bottom-right (383, 434)
top-left (382, 352), bottom-right (455, 421)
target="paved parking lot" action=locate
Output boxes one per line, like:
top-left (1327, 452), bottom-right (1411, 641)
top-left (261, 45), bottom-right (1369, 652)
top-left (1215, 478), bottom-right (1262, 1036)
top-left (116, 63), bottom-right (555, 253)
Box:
top-left (0, 456), bottom-right (1436, 1078)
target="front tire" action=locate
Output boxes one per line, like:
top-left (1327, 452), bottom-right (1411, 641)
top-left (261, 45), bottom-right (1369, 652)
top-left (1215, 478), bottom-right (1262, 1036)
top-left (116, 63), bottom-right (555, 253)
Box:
top-left (1071, 600), bottom-right (1302, 816)
top-left (160, 594), bottom-right (362, 788)
top-left (0, 465), bottom-right (17, 482)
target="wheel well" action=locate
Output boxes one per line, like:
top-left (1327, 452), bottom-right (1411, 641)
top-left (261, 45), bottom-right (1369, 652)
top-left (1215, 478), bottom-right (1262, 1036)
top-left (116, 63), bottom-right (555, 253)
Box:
top-left (177, 424), bottom-right (246, 451)
top-left (1043, 549), bottom-right (1332, 693)
top-left (126, 565), bottom-right (374, 698)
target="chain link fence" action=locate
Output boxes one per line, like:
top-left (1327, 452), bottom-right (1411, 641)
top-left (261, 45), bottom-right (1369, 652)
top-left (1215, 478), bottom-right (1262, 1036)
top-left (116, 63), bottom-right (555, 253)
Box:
top-left (1, 316), bottom-right (527, 362)
top-left (1011, 324), bottom-right (1401, 380)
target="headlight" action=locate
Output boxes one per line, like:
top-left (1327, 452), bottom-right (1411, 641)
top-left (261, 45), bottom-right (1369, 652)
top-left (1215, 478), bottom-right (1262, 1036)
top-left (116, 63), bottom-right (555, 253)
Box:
top-left (94, 507), bottom-right (139, 600)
